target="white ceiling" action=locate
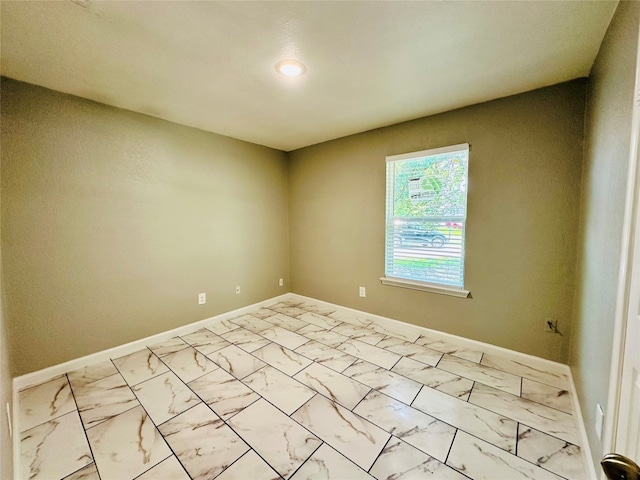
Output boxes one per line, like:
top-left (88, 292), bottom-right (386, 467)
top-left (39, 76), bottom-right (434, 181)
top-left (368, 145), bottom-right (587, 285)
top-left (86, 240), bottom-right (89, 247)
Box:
top-left (1, 1), bottom-right (618, 152)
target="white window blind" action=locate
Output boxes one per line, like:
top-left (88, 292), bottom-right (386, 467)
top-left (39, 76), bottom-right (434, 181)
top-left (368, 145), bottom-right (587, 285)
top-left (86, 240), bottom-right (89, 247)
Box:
top-left (384, 143), bottom-right (469, 291)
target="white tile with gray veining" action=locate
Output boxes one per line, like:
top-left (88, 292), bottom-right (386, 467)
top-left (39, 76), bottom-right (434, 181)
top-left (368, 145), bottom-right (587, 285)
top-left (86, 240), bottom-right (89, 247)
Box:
top-left (294, 362), bottom-right (370, 409)
top-left (263, 312), bottom-right (309, 331)
top-left (188, 368), bottom-right (260, 420)
top-left (480, 352), bottom-right (570, 389)
top-left (67, 360), bottom-right (118, 389)
top-left (112, 348), bottom-right (169, 386)
top-left (180, 328), bottom-right (230, 355)
top-left (294, 339), bottom-right (357, 372)
top-left (252, 342), bottom-right (313, 375)
top-left (86, 405), bottom-right (171, 480)
top-left (290, 443), bottom-right (374, 480)
top-left (19, 375), bottom-right (77, 432)
top-left (136, 455), bottom-right (190, 480)
top-left (229, 399), bottom-right (321, 479)
top-left (298, 327), bottom-right (350, 348)
top-left (243, 365), bottom-right (315, 415)
top-left (148, 336), bottom-right (189, 358)
top-left (416, 334), bottom-right (484, 363)
top-left (353, 390), bottom-right (455, 462)
top-left (437, 353), bottom-right (521, 395)
top-left (413, 386), bottom-right (518, 453)
top-left (371, 437), bottom-right (468, 480)
top-left (517, 424), bottom-right (586, 480)
top-left (328, 310), bottom-right (374, 327)
top-left (249, 308), bottom-right (279, 320)
top-left (469, 382), bottom-right (580, 445)
top-left (63, 462), bottom-right (100, 480)
top-left (216, 450), bottom-right (281, 480)
top-left (15, 297), bottom-right (590, 480)
top-left (131, 371), bottom-right (200, 425)
top-left (521, 377), bottom-right (573, 414)
top-left (160, 345), bottom-right (219, 383)
top-left (343, 359), bottom-right (422, 404)
top-left (331, 323), bottom-right (386, 345)
top-left (296, 302), bottom-right (337, 317)
top-left (292, 394), bottom-right (390, 471)
top-left (271, 305), bottom-right (309, 317)
top-left (206, 344), bottom-right (267, 379)
top-left (21, 411), bottom-right (93, 480)
top-left (229, 315), bottom-right (275, 333)
top-left (447, 430), bottom-right (563, 480)
top-left (298, 311), bottom-right (342, 329)
top-left (391, 356), bottom-right (474, 400)
top-left (296, 323), bottom-right (327, 335)
top-left (159, 403), bottom-right (249, 480)
top-left (366, 321), bottom-right (420, 343)
top-left (337, 339), bottom-right (401, 369)
top-left (377, 337), bottom-right (444, 366)
top-left (205, 318), bottom-right (240, 335)
top-left (221, 326), bottom-right (272, 352)
top-left (70, 372), bottom-right (139, 429)
top-left (260, 325), bottom-right (310, 350)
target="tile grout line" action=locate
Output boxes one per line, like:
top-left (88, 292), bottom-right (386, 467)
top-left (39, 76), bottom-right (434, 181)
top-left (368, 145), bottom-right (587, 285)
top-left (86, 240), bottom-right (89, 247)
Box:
top-left (172, 303), bottom-right (580, 478)
top-left (239, 307), bottom-right (580, 462)
top-left (366, 434), bottom-right (393, 475)
top-left (17, 300), bottom-right (586, 480)
top-left (64, 372), bottom-right (103, 480)
top-left (108, 344), bottom-right (254, 478)
top-left (104, 356), bottom-right (178, 479)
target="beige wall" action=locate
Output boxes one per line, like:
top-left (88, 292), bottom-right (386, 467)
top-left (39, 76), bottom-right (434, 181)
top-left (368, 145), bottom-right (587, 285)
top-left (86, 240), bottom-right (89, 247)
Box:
top-left (0, 171), bottom-right (13, 480)
top-left (289, 80), bottom-right (586, 363)
top-left (570, 0), bottom-right (640, 468)
top-left (0, 312), bottom-right (11, 480)
top-left (1, 78), bottom-right (290, 376)
top-left (0, 299), bottom-right (11, 480)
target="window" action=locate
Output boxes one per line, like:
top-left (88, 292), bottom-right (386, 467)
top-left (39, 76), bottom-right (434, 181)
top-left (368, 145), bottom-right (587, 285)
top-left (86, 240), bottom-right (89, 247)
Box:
top-left (381, 143), bottom-right (469, 297)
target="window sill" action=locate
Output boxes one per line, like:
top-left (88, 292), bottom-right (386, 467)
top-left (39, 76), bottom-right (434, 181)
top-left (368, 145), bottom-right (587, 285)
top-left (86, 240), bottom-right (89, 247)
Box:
top-left (379, 277), bottom-right (470, 298)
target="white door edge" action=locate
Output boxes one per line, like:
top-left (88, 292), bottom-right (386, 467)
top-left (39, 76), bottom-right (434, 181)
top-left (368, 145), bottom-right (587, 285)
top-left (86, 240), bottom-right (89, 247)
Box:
top-left (601, 20), bottom-right (640, 478)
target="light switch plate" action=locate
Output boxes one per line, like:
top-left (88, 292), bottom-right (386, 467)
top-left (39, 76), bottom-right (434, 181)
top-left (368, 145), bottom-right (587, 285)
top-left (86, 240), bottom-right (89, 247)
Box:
top-left (595, 403), bottom-right (604, 440)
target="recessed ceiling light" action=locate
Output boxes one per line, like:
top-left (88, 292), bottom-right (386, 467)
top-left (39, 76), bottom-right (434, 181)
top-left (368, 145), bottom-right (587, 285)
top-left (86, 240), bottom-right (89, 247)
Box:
top-left (275, 59), bottom-right (306, 77)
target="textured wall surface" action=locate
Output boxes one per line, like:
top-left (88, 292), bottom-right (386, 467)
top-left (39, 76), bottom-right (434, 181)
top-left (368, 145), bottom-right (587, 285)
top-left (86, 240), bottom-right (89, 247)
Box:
top-left (1, 79), bottom-right (290, 375)
top-left (570, 0), bottom-right (640, 469)
top-left (289, 80), bottom-right (586, 363)
top-left (0, 177), bottom-right (12, 480)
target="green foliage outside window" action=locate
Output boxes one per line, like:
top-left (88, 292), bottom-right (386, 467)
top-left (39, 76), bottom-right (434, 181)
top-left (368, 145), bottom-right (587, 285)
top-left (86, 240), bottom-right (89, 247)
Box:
top-left (392, 151), bottom-right (467, 219)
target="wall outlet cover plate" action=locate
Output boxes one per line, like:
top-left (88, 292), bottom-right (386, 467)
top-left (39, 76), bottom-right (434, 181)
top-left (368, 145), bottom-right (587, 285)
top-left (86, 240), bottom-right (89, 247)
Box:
top-left (595, 403), bottom-right (604, 440)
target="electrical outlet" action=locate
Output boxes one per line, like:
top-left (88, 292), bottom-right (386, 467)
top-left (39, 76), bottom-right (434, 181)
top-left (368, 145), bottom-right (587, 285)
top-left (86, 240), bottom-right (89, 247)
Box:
top-left (235, 286), bottom-right (241, 294)
top-left (595, 404), bottom-right (604, 440)
top-left (278, 278), bottom-right (284, 287)
top-left (359, 286), bottom-right (366, 298)
top-left (198, 292), bottom-right (206, 305)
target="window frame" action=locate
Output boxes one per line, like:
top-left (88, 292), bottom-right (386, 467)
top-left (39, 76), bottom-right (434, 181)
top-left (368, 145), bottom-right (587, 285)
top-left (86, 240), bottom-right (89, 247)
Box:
top-left (380, 143), bottom-right (470, 298)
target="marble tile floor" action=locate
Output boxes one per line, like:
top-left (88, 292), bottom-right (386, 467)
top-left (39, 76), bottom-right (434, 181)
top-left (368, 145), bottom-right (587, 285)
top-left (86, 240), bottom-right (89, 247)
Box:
top-left (18, 298), bottom-right (589, 480)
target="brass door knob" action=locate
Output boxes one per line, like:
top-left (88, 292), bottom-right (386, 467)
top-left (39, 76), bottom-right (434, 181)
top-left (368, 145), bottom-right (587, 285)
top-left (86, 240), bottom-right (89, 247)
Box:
top-left (601, 453), bottom-right (640, 480)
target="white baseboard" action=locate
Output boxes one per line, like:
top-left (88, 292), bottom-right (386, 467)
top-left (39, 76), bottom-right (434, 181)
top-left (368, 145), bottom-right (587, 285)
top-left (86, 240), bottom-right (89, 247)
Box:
top-left (566, 368), bottom-right (598, 480)
top-left (12, 293), bottom-right (291, 478)
top-left (287, 293), bottom-right (597, 478)
top-left (13, 291), bottom-right (570, 391)
top-left (13, 294), bottom-right (289, 392)
top-left (13, 292), bottom-right (596, 479)
top-left (287, 293), bottom-right (570, 376)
